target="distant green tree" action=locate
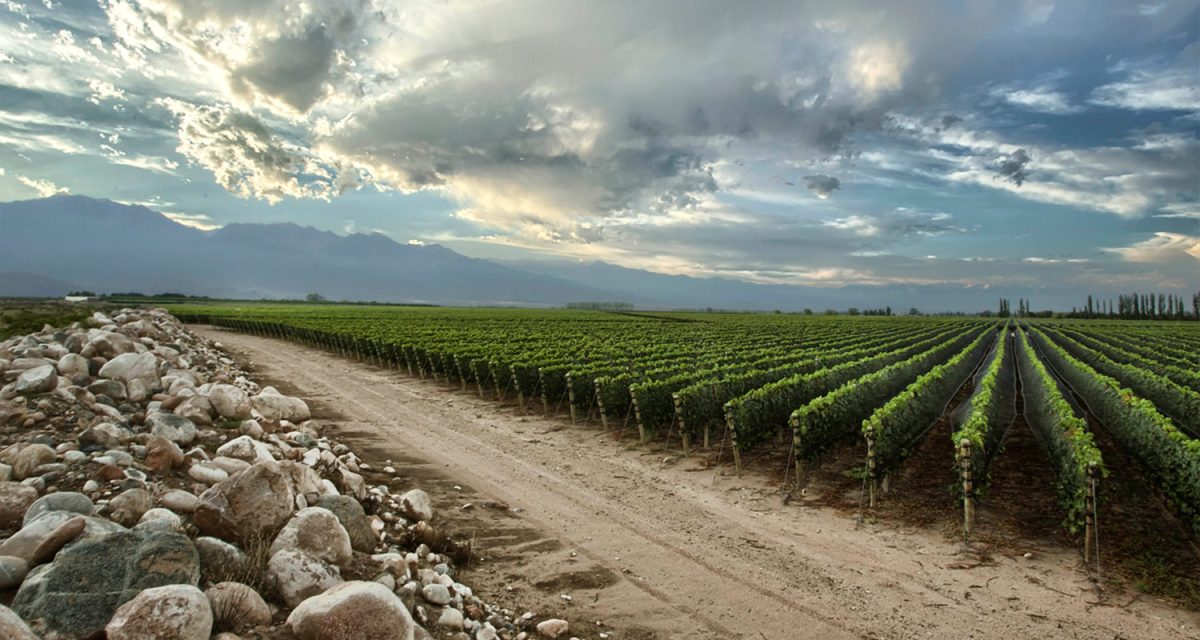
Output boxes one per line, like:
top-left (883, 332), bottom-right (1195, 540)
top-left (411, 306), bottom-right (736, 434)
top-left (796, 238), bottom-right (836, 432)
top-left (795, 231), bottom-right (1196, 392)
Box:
top-left (306, 293), bottom-right (327, 302)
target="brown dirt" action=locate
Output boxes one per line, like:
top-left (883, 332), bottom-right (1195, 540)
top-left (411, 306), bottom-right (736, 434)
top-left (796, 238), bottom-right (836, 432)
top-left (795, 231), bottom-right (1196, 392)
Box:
top-left (195, 325), bottom-right (1200, 640)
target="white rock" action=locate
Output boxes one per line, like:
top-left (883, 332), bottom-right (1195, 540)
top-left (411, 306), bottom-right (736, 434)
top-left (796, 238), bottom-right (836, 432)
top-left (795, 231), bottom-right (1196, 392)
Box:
top-left (216, 435), bottom-right (274, 465)
top-left (98, 352), bottom-right (160, 401)
top-left (135, 508), bottom-right (183, 532)
top-left (436, 606), bottom-right (465, 629)
top-left (209, 384), bottom-right (252, 419)
top-left (209, 456), bottom-right (251, 475)
top-left (187, 463), bottom-right (229, 485)
top-left (13, 365), bottom-right (57, 395)
top-left (286, 581), bottom-right (415, 640)
top-left (399, 489), bottom-right (433, 522)
top-left (56, 353), bottom-right (90, 380)
top-left (267, 548), bottom-right (343, 609)
top-left (145, 412), bottom-right (197, 445)
top-left (251, 388), bottom-right (310, 422)
top-left (535, 619), bottom-right (570, 638)
top-left (422, 583), bottom-right (451, 606)
top-left (158, 489), bottom-right (201, 513)
top-left (105, 584), bottom-right (213, 640)
top-left (270, 507), bottom-right (353, 568)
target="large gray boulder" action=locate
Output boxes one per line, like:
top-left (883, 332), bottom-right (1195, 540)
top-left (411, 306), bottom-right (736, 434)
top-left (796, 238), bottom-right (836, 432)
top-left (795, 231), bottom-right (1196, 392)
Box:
top-left (98, 352), bottom-right (159, 401)
top-left (215, 435), bottom-right (273, 465)
top-left (13, 365), bottom-right (57, 395)
top-left (105, 584), bottom-right (213, 640)
top-left (85, 331), bottom-right (137, 359)
top-left (146, 412), bottom-right (197, 446)
top-left (12, 530), bottom-right (200, 639)
top-left (193, 460), bottom-right (322, 544)
top-left (209, 384), bottom-right (252, 420)
top-left (267, 548), bottom-right (342, 609)
top-left (23, 492), bottom-right (94, 527)
top-left (286, 581), bottom-right (415, 640)
top-left (269, 507), bottom-right (353, 568)
top-left (251, 387), bottom-right (310, 422)
top-left (316, 495), bottom-right (377, 553)
top-left (56, 353), bottom-right (90, 381)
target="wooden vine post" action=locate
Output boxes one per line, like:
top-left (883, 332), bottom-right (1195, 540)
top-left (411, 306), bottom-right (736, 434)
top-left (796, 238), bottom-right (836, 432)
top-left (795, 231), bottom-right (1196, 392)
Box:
top-left (565, 374), bottom-right (577, 424)
top-left (726, 410), bottom-right (743, 474)
top-left (596, 380), bottom-right (609, 430)
top-left (1084, 462), bottom-right (1099, 569)
top-left (959, 438), bottom-right (974, 535)
top-left (790, 414), bottom-right (803, 483)
top-left (866, 435), bottom-right (877, 508)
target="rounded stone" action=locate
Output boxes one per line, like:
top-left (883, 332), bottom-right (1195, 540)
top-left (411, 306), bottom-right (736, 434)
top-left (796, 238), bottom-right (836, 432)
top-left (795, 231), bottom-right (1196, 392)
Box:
top-left (286, 580), bottom-right (415, 640)
top-left (206, 581), bottom-right (271, 630)
top-left (105, 584), bottom-right (213, 640)
top-left (22, 491), bottom-right (93, 527)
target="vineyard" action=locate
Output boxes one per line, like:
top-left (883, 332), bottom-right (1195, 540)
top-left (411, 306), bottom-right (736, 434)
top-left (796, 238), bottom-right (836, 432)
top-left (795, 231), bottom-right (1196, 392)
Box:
top-left (172, 304), bottom-right (1200, 602)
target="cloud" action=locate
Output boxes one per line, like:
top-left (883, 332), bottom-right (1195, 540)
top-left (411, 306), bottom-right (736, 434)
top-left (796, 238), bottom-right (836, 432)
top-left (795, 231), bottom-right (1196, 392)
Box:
top-left (103, 0), bottom-right (369, 114)
top-left (162, 210), bottom-right (220, 230)
top-left (17, 175), bottom-right (68, 196)
top-left (87, 79), bottom-right (125, 105)
top-left (883, 115), bottom-right (1198, 217)
top-left (1105, 232), bottom-right (1200, 262)
top-left (993, 148), bottom-right (1031, 186)
top-left (1022, 256), bottom-right (1091, 264)
top-left (993, 86), bottom-right (1080, 114)
top-left (157, 98), bottom-right (361, 203)
top-left (1156, 202), bottom-right (1200, 219)
top-left (1091, 47), bottom-right (1200, 111)
top-left (98, 0), bottom-right (1016, 240)
top-left (822, 209), bottom-right (959, 239)
top-left (802, 174), bottom-right (841, 198)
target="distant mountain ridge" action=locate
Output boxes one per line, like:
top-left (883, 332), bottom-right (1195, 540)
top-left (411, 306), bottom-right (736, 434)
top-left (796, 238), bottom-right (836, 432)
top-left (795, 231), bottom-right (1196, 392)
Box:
top-left (1, 194), bottom-right (1039, 311)
top-left (0, 195), bottom-right (612, 305)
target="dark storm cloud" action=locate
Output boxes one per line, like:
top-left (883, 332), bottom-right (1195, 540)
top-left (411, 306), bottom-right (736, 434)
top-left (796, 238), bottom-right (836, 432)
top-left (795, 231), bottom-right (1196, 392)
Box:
top-left (802, 174), bottom-right (841, 198)
top-left (994, 148), bottom-right (1031, 186)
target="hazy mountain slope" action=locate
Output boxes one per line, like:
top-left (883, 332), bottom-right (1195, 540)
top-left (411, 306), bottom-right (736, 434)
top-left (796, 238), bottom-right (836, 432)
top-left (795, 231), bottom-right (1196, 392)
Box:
top-left (1, 195), bottom-right (1032, 311)
top-left (0, 195), bottom-right (612, 305)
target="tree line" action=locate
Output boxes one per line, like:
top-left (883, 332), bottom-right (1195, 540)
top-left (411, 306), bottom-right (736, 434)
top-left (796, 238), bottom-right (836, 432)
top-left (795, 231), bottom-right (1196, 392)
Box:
top-left (990, 291), bottom-right (1200, 320)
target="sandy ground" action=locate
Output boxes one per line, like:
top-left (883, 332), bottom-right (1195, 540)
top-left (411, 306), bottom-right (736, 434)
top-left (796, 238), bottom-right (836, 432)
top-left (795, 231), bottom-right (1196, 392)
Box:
top-left (193, 326), bottom-right (1199, 640)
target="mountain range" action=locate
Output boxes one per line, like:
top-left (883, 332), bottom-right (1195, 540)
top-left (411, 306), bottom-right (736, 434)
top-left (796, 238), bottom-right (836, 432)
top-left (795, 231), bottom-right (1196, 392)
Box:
top-left (2, 195), bottom-right (1022, 311)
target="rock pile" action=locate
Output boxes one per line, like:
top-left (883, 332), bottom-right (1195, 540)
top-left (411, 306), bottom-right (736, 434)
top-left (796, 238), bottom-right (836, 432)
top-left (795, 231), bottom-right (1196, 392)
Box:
top-left (0, 309), bottom-right (577, 639)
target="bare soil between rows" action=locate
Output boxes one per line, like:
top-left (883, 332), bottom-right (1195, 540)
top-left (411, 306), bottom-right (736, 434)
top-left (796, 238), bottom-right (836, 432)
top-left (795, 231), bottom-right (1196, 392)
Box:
top-left (195, 325), bottom-right (1200, 640)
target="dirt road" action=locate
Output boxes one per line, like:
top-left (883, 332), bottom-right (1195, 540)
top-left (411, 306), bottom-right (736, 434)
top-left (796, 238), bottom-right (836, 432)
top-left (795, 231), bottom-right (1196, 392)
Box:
top-left (194, 326), bottom-right (1199, 640)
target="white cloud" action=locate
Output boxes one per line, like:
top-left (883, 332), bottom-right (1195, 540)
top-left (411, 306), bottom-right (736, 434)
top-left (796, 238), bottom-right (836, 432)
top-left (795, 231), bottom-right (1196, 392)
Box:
top-left (1022, 256), bottom-right (1090, 264)
top-left (887, 114), bottom-right (1198, 217)
top-left (997, 87), bottom-right (1080, 114)
top-left (17, 175), bottom-right (68, 196)
top-left (1104, 232), bottom-right (1200, 262)
top-left (87, 79), bottom-right (126, 105)
top-left (98, 0), bottom-right (1017, 241)
top-left (162, 211), bottom-right (220, 230)
top-left (1156, 202), bottom-right (1200, 219)
top-left (157, 98), bottom-right (362, 203)
top-left (1091, 50), bottom-right (1200, 111)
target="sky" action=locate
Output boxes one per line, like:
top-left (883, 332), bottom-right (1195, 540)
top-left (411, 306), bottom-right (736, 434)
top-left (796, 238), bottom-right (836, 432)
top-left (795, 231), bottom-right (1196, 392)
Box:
top-left (0, 0), bottom-right (1197, 299)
